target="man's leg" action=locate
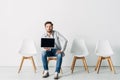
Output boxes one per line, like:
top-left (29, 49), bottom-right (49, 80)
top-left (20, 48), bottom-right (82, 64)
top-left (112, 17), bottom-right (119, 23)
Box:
top-left (55, 53), bottom-right (62, 73)
top-left (50, 49), bottom-right (63, 79)
top-left (51, 49), bottom-right (63, 73)
top-left (41, 51), bottom-right (49, 70)
top-left (41, 50), bottom-right (52, 78)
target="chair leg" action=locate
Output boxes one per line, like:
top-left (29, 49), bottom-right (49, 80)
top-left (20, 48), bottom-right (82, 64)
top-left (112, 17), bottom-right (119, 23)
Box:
top-left (71, 56), bottom-right (76, 73)
top-left (83, 57), bottom-right (89, 73)
top-left (42, 71), bottom-right (44, 74)
top-left (107, 58), bottom-right (112, 71)
top-left (95, 56), bottom-right (101, 71)
top-left (47, 59), bottom-right (50, 65)
top-left (82, 57), bottom-right (86, 71)
top-left (60, 68), bottom-right (63, 74)
top-left (31, 56), bottom-right (36, 73)
top-left (108, 57), bottom-right (116, 74)
top-left (18, 57), bottom-right (25, 73)
top-left (97, 57), bottom-right (102, 74)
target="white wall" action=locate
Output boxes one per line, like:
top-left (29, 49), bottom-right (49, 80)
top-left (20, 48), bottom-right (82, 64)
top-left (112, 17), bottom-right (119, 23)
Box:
top-left (0, 0), bottom-right (120, 66)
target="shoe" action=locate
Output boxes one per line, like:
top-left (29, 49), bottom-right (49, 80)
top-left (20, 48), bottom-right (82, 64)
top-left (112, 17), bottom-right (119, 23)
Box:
top-left (43, 71), bottom-right (49, 78)
top-left (54, 72), bottom-right (59, 79)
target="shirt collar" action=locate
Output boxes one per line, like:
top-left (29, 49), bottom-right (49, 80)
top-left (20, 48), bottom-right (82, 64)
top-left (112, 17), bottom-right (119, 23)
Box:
top-left (45, 30), bottom-right (54, 38)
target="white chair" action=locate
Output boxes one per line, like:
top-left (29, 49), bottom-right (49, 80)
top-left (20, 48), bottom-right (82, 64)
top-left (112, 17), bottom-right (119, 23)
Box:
top-left (18, 39), bottom-right (37, 73)
top-left (95, 40), bottom-right (115, 74)
top-left (71, 39), bottom-right (89, 73)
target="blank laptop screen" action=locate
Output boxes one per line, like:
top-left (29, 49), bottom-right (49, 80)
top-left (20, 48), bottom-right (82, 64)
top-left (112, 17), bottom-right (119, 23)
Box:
top-left (41, 38), bottom-right (55, 47)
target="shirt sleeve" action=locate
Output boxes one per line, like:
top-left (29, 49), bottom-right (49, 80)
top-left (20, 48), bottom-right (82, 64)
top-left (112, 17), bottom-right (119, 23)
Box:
top-left (57, 31), bottom-right (68, 52)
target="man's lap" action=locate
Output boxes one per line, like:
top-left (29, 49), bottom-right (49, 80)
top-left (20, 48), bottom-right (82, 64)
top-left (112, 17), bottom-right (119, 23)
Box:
top-left (42, 49), bottom-right (60, 57)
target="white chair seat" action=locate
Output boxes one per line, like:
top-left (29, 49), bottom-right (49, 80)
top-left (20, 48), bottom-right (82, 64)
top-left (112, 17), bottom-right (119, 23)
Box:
top-left (20, 53), bottom-right (37, 57)
top-left (96, 53), bottom-right (113, 57)
top-left (74, 54), bottom-right (88, 57)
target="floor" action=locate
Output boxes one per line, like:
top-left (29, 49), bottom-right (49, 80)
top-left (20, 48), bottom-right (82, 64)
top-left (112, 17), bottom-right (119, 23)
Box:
top-left (0, 66), bottom-right (120, 80)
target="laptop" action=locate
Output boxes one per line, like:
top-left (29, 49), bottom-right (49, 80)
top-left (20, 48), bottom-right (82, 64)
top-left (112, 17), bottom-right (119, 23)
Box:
top-left (41, 38), bottom-right (55, 47)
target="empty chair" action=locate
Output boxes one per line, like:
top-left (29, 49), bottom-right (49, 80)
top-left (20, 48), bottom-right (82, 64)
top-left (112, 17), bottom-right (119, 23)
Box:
top-left (18, 39), bottom-right (37, 73)
top-left (71, 39), bottom-right (89, 73)
top-left (95, 40), bottom-right (116, 74)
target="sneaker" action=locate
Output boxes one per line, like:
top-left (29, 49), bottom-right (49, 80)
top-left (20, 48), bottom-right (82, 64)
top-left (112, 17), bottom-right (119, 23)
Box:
top-left (43, 71), bottom-right (49, 78)
top-left (54, 72), bottom-right (59, 79)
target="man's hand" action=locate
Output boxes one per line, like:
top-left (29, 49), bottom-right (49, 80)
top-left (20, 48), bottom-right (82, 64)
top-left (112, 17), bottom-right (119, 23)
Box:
top-left (56, 50), bottom-right (62, 54)
top-left (44, 47), bottom-right (51, 51)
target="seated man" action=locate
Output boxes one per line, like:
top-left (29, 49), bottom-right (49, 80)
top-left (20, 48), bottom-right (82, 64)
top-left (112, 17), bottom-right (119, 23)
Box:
top-left (41, 21), bottom-right (68, 79)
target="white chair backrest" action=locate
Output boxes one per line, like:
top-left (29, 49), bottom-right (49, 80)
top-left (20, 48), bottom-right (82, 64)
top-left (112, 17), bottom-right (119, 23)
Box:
top-left (71, 39), bottom-right (89, 56)
top-left (19, 39), bottom-right (37, 54)
top-left (95, 40), bottom-right (114, 56)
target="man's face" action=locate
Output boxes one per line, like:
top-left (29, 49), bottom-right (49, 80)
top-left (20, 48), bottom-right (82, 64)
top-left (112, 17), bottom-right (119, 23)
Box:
top-left (45, 24), bottom-right (53, 33)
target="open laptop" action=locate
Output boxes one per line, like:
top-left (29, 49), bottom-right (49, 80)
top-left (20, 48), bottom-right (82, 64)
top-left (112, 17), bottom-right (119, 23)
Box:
top-left (41, 38), bottom-right (55, 47)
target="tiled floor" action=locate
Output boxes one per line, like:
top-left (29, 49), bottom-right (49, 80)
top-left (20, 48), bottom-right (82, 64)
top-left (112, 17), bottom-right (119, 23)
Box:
top-left (0, 66), bottom-right (120, 80)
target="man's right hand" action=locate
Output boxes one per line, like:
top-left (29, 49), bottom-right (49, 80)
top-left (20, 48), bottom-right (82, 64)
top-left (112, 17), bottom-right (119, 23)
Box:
top-left (44, 47), bottom-right (51, 51)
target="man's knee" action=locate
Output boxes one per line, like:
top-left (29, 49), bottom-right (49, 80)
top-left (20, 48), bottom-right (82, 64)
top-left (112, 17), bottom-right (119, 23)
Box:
top-left (57, 54), bottom-right (62, 59)
top-left (41, 51), bottom-right (47, 57)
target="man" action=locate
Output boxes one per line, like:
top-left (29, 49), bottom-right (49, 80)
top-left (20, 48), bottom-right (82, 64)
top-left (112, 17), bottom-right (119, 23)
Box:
top-left (41, 21), bottom-right (68, 79)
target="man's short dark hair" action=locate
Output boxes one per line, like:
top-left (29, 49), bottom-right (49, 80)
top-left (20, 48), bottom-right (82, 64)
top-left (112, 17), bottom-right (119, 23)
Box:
top-left (44, 21), bottom-right (53, 26)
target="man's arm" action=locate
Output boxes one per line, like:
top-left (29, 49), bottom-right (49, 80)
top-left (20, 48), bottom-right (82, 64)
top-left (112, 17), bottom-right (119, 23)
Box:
top-left (57, 32), bottom-right (68, 52)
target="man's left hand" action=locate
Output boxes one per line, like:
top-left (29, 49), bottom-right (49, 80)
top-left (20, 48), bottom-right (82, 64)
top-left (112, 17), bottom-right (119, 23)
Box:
top-left (56, 50), bottom-right (62, 54)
